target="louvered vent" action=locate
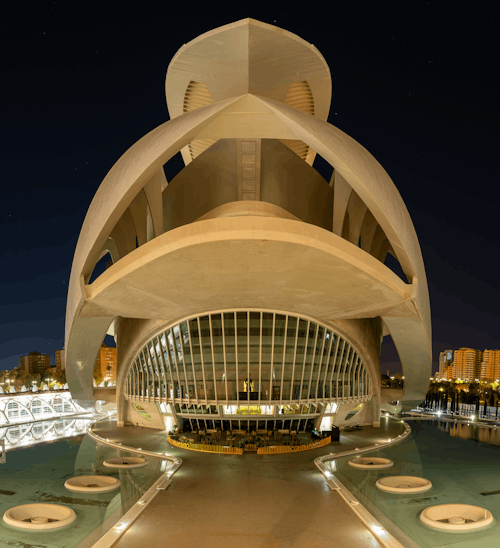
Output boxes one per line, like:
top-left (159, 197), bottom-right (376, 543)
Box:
top-left (183, 81), bottom-right (217, 161)
top-left (280, 81), bottom-right (315, 162)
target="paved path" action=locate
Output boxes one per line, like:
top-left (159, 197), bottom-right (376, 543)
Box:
top-left (93, 420), bottom-right (404, 548)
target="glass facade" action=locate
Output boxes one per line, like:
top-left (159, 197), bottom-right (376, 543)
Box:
top-left (125, 311), bottom-right (370, 405)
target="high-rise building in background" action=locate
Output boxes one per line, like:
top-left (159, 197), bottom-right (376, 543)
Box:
top-left (439, 350), bottom-right (454, 378)
top-left (93, 343), bottom-right (117, 383)
top-left (55, 349), bottom-right (66, 371)
top-left (20, 351), bottom-right (51, 375)
top-left (451, 348), bottom-right (483, 381)
top-left (481, 350), bottom-right (500, 382)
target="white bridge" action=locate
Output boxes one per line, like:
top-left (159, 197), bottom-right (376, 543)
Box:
top-left (0, 390), bottom-right (94, 451)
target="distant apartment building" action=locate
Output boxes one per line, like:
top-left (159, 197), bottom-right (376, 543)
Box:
top-left (93, 342), bottom-right (117, 383)
top-left (55, 349), bottom-right (66, 371)
top-left (450, 348), bottom-right (483, 381)
top-left (481, 350), bottom-right (500, 382)
top-left (439, 350), bottom-right (454, 378)
top-left (20, 351), bottom-right (51, 375)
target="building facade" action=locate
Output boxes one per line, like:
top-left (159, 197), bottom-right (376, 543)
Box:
top-left (65, 19), bottom-right (432, 431)
top-left (93, 342), bottom-right (117, 384)
top-left (55, 349), bottom-right (66, 371)
top-left (439, 350), bottom-right (454, 379)
top-left (20, 351), bottom-right (51, 375)
top-left (481, 350), bottom-right (500, 382)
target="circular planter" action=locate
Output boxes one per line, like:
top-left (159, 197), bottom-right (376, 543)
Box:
top-left (348, 457), bottom-right (394, 469)
top-left (420, 504), bottom-right (493, 532)
top-left (64, 475), bottom-right (121, 493)
top-left (103, 457), bottom-right (147, 469)
top-left (376, 476), bottom-right (432, 493)
top-left (3, 504), bottom-right (76, 531)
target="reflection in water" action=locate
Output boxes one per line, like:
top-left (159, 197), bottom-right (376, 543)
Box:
top-left (0, 418), bottom-right (93, 451)
top-left (448, 420), bottom-right (500, 447)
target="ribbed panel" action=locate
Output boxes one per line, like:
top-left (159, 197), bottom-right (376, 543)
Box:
top-left (280, 81), bottom-right (315, 161)
top-left (183, 81), bottom-right (216, 161)
top-left (125, 311), bottom-right (369, 407)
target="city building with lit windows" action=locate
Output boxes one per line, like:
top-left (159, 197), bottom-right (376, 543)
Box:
top-left (65, 19), bottom-right (432, 432)
top-left (20, 351), bottom-right (51, 375)
top-left (93, 342), bottom-right (117, 384)
top-left (481, 349), bottom-right (500, 382)
top-left (55, 348), bottom-right (66, 371)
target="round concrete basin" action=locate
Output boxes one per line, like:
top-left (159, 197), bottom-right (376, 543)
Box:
top-left (420, 504), bottom-right (493, 531)
top-left (3, 504), bottom-right (76, 530)
top-left (64, 475), bottom-right (121, 493)
top-left (103, 456), bottom-right (147, 469)
top-left (348, 457), bottom-right (394, 469)
top-left (376, 476), bottom-right (432, 493)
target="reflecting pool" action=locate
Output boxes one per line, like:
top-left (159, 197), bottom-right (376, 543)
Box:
top-left (0, 430), bottom-right (164, 548)
top-left (331, 419), bottom-right (500, 548)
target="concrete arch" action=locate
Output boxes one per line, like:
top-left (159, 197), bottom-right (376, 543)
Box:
top-left (66, 93), bottom-right (430, 407)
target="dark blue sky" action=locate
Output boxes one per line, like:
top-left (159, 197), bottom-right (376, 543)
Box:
top-left (0, 2), bottom-right (497, 374)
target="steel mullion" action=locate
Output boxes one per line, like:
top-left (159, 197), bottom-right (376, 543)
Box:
top-left (234, 312), bottom-right (239, 407)
top-left (268, 314), bottom-right (276, 405)
top-left (247, 311), bottom-right (250, 405)
top-left (209, 315), bottom-right (218, 403)
top-left (307, 324), bottom-right (319, 403)
top-left (258, 312), bottom-right (262, 406)
top-left (289, 318), bottom-right (300, 402)
top-left (299, 321), bottom-right (311, 406)
top-left (187, 321), bottom-right (199, 402)
top-left (279, 315), bottom-right (289, 403)
top-left (197, 317), bottom-right (208, 405)
top-left (221, 314), bottom-right (228, 404)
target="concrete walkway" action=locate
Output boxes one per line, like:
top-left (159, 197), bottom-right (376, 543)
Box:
top-left (93, 419), bottom-right (405, 548)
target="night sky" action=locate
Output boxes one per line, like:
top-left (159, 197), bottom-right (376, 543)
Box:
top-left (1, 2), bottom-right (497, 375)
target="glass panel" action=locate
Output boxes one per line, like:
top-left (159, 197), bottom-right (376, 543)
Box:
top-left (180, 322), bottom-right (194, 398)
top-left (261, 313), bottom-right (273, 400)
top-left (236, 311), bottom-right (248, 399)
top-left (249, 311), bottom-right (260, 388)
top-left (273, 314), bottom-right (286, 399)
top-left (302, 323), bottom-right (317, 398)
top-left (223, 313), bottom-right (236, 400)
top-left (284, 316), bottom-right (297, 400)
top-left (199, 316), bottom-right (213, 398)
top-left (211, 314), bottom-right (226, 400)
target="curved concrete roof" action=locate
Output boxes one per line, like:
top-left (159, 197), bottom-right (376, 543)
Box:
top-left (166, 19), bottom-right (332, 122)
top-left (65, 23), bottom-right (431, 407)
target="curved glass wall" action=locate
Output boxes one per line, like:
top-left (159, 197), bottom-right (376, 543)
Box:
top-left (125, 311), bottom-right (371, 405)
